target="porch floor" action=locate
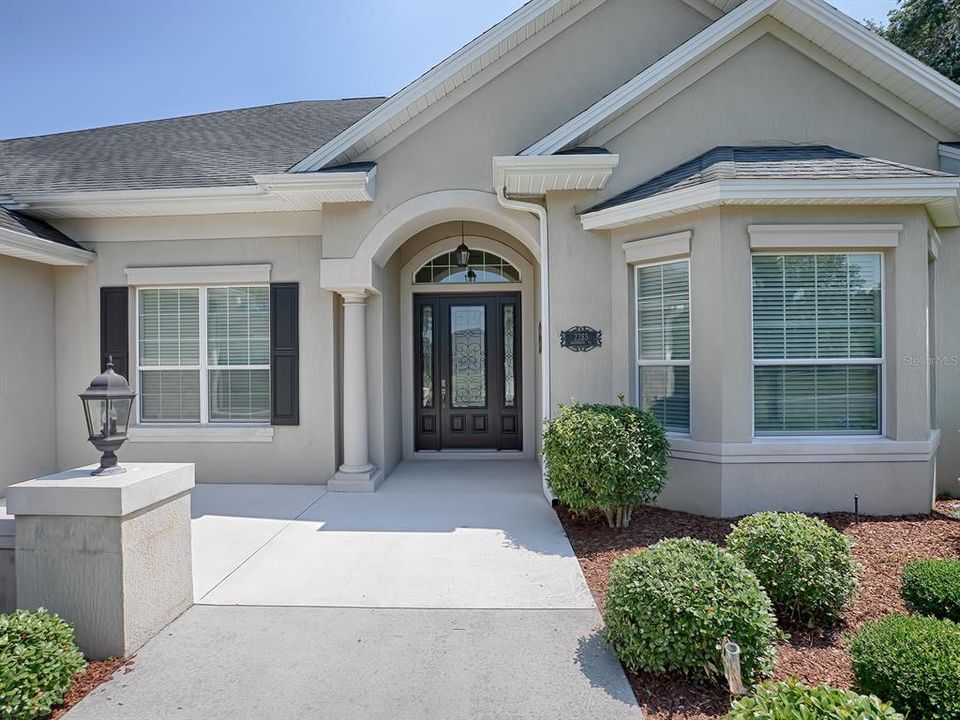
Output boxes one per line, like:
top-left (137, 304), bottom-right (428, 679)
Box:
top-left (64, 460), bottom-right (641, 719)
top-left (192, 459), bottom-right (595, 608)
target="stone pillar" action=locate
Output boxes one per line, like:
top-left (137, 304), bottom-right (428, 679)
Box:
top-left (8, 463), bottom-right (195, 659)
top-left (330, 291), bottom-right (383, 491)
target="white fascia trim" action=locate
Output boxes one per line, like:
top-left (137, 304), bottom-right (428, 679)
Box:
top-left (0, 226), bottom-right (94, 265)
top-left (523, 0), bottom-right (778, 155)
top-left (580, 178), bottom-right (960, 230)
top-left (524, 0), bottom-right (960, 155)
top-left (748, 224), bottom-right (902, 249)
top-left (940, 144), bottom-right (960, 164)
top-left (11, 169), bottom-right (375, 219)
top-left (492, 154), bottom-right (619, 196)
top-left (623, 231), bottom-right (691, 263)
top-left (670, 428), bottom-right (940, 464)
top-left (291, 0), bottom-right (574, 172)
top-left (128, 425), bottom-right (275, 443)
top-left (125, 264), bottom-right (271, 286)
top-left (252, 166), bottom-right (376, 201)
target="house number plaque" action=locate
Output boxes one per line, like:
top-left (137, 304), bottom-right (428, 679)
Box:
top-left (560, 326), bottom-right (602, 352)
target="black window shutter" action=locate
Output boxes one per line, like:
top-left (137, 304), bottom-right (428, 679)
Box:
top-left (100, 287), bottom-right (129, 379)
top-left (270, 282), bottom-right (299, 426)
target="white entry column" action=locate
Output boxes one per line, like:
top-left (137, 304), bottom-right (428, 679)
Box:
top-left (330, 290), bottom-right (383, 491)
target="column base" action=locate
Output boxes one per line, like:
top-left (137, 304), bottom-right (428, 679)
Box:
top-left (329, 466), bottom-right (384, 492)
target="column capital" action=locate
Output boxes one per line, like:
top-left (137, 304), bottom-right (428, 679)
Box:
top-left (337, 289), bottom-right (371, 304)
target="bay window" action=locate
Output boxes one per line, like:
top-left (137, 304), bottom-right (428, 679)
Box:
top-left (137, 286), bottom-right (270, 424)
top-left (635, 259), bottom-right (690, 432)
top-left (752, 253), bottom-right (882, 435)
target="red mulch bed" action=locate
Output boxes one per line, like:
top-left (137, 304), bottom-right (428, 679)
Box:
top-left (558, 499), bottom-right (960, 720)
top-left (47, 657), bottom-right (132, 719)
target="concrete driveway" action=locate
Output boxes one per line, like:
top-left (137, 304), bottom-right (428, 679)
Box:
top-left (64, 461), bottom-right (641, 719)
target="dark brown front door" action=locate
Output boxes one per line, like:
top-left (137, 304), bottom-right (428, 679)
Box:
top-left (415, 293), bottom-right (521, 451)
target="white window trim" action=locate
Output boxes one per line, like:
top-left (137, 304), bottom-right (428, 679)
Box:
top-left (748, 224), bottom-right (901, 249)
top-left (128, 425), bottom-right (274, 443)
top-left (749, 250), bottom-right (887, 438)
top-left (633, 256), bottom-right (692, 434)
top-left (133, 284), bottom-right (272, 428)
top-left (126, 264), bottom-right (271, 287)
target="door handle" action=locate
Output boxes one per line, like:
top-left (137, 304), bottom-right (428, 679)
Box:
top-left (441, 379), bottom-right (447, 407)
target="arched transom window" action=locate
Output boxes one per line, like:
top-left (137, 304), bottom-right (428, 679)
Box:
top-left (414, 249), bottom-right (520, 284)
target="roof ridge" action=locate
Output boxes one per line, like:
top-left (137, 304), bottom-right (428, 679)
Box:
top-left (0, 97), bottom-right (388, 143)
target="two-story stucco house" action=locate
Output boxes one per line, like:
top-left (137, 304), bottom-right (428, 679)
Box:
top-left (2, 0), bottom-right (959, 518)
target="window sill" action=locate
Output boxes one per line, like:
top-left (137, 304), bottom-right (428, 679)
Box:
top-left (668, 430), bottom-right (940, 464)
top-left (128, 425), bottom-right (275, 443)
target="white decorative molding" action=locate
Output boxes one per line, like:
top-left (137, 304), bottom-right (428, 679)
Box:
top-left (524, 0), bottom-right (960, 156)
top-left (492, 154), bottom-right (620, 196)
top-left (669, 429), bottom-right (940, 464)
top-left (9, 166), bottom-right (375, 219)
top-left (0, 225), bottom-right (94, 266)
top-left (125, 264), bottom-right (271, 286)
top-left (623, 231), bottom-right (691, 263)
top-left (581, 177), bottom-right (960, 230)
top-left (748, 224), bottom-right (902, 249)
top-left (128, 426), bottom-right (275, 443)
top-left (939, 144), bottom-right (960, 166)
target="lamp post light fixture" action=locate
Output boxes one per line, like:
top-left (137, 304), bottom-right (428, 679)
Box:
top-left (79, 359), bottom-right (136, 475)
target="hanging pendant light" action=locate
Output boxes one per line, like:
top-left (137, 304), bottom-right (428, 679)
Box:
top-left (466, 268), bottom-right (477, 283)
top-left (454, 220), bottom-right (470, 268)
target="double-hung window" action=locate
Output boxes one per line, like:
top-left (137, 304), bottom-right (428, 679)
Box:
top-left (635, 259), bottom-right (691, 432)
top-left (752, 253), bottom-right (882, 435)
top-left (137, 286), bottom-right (270, 424)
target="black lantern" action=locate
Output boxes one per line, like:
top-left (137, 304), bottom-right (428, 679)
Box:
top-left (454, 221), bottom-right (470, 267)
top-left (466, 268), bottom-right (477, 282)
top-left (79, 359), bottom-right (136, 475)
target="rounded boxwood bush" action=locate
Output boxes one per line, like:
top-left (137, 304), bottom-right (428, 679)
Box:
top-left (543, 402), bottom-right (668, 528)
top-left (900, 558), bottom-right (960, 621)
top-left (604, 537), bottom-right (779, 684)
top-left (0, 608), bottom-right (86, 720)
top-left (727, 512), bottom-right (859, 625)
top-left (850, 615), bottom-right (960, 720)
top-left (726, 679), bottom-right (904, 719)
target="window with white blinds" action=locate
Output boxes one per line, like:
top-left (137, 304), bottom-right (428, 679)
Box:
top-left (752, 253), bottom-right (882, 435)
top-left (137, 286), bottom-right (270, 424)
top-left (635, 259), bottom-right (690, 432)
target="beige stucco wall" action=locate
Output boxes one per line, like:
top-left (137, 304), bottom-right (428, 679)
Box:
top-left (51, 215), bottom-right (336, 485)
top-left (934, 226), bottom-right (960, 497)
top-left (320, 0), bottom-right (712, 260)
top-left (588, 31), bottom-right (942, 198)
top-left (0, 256), bottom-right (57, 494)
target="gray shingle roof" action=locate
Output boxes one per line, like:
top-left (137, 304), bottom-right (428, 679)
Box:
top-left (0, 206), bottom-right (87, 249)
top-left (0, 98), bottom-right (386, 195)
top-left (586, 146), bottom-right (951, 213)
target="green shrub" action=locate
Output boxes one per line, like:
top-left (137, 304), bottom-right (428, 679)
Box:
top-left (0, 609), bottom-right (86, 720)
top-left (604, 537), bottom-right (779, 685)
top-left (727, 512), bottom-right (859, 626)
top-left (901, 558), bottom-right (960, 621)
top-left (726, 679), bottom-right (904, 719)
top-left (850, 615), bottom-right (960, 720)
top-left (543, 402), bottom-right (668, 528)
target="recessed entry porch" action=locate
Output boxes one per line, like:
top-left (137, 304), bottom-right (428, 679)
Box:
top-left (190, 460), bottom-right (592, 608)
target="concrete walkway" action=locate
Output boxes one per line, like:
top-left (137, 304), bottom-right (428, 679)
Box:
top-left (65, 461), bottom-right (641, 719)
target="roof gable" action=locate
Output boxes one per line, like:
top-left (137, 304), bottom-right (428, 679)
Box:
top-left (289, 0), bottom-right (741, 173)
top-left (523, 0), bottom-right (960, 156)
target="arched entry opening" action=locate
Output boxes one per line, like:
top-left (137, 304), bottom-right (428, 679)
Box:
top-left (396, 223), bottom-right (538, 460)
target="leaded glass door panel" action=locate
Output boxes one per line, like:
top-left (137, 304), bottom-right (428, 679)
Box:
top-left (414, 293), bottom-right (520, 451)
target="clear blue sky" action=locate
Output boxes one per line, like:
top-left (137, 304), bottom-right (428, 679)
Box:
top-left (0, 0), bottom-right (897, 140)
